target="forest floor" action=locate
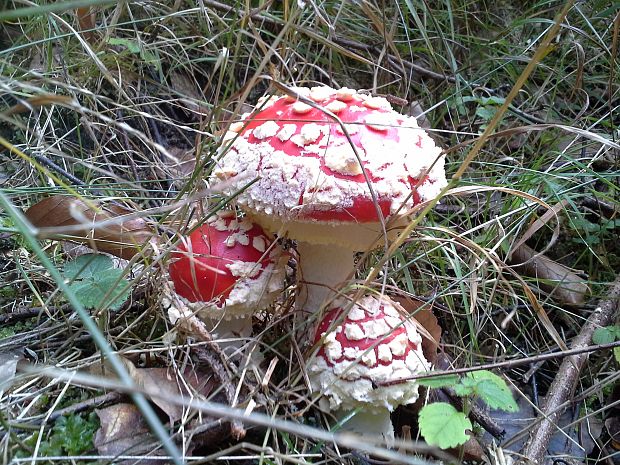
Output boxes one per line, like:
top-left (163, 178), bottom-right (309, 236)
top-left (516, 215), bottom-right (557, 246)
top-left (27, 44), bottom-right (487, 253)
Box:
top-left (1, 1), bottom-right (619, 464)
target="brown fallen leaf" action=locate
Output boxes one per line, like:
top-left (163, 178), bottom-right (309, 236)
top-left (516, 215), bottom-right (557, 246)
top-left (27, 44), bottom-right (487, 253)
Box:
top-left (1, 95), bottom-right (74, 117)
top-left (448, 435), bottom-right (486, 462)
top-left (510, 199), bottom-right (569, 255)
top-left (509, 243), bottom-right (589, 306)
top-left (605, 382), bottom-right (620, 451)
top-left (25, 195), bottom-right (154, 260)
top-left (94, 403), bottom-right (165, 464)
top-left (392, 295), bottom-right (441, 365)
top-left (75, 7), bottom-right (96, 43)
top-left (92, 357), bottom-right (216, 424)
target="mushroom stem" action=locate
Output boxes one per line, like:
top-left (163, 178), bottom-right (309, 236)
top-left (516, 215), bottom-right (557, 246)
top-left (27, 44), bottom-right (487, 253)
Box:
top-left (335, 408), bottom-right (395, 445)
top-left (296, 241), bottom-right (354, 312)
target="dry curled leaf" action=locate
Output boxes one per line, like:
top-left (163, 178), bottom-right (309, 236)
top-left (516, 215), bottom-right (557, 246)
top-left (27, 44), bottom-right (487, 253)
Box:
top-left (92, 357), bottom-right (216, 423)
top-left (485, 396), bottom-right (601, 459)
top-left (509, 243), bottom-right (589, 306)
top-left (25, 195), bottom-right (154, 260)
top-left (94, 403), bottom-right (164, 464)
top-left (1, 95), bottom-right (74, 117)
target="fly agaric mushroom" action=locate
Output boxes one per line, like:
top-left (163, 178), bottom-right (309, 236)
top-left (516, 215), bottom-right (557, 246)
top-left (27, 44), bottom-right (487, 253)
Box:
top-left (214, 86), bottom-right (446, 312)
top-left (307, 294), bottom-right (429, 442)
top-left (168, 210), bottom-right (287, 353)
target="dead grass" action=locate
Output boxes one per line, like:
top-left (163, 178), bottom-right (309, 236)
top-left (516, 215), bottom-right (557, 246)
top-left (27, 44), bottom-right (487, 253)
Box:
top-left (1, 0), bottom-right (619, 464)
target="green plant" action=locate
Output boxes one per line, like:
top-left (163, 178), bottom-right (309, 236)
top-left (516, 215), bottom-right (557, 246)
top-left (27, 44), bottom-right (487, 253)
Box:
top-left (18, 413), bottom-right (99, 460)
top-left (592, 325), bottom-right (620, 363)
top-left (417, 370), bottom-right (518, 449)
top-left (63, 254), bottom-right (132, 311)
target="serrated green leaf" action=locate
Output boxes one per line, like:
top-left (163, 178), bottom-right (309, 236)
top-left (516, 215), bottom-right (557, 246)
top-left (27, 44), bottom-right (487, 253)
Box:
top-left (418, 374), bottom-right (460, 389)
top-left (64, 254), bottom-right (131, 310)
top-left (38, 413), bottom-right (99, 457)
top-left (418, 403), bottom-right (472, 449)
top-left (455, 371), bottom-right (519, 412)
top-left (593, 326), bottom-right (620, 345)
top-left (65, 254), bottom-right (115, 280)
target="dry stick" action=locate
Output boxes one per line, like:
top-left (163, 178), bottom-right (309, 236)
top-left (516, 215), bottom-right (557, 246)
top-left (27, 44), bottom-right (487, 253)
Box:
top-left (441, 387), bottom-right (505, 439)
top-left (192, 346), bottom-right (246, 441)
top-left (519, 275), bottom-right (620, 465)
top-left (0, 307), bottom-right (44, 325)
top-left (48, 392), bottom-right (123, 422)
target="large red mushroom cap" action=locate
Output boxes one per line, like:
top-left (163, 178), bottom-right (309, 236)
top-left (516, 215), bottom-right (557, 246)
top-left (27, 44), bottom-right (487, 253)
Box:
top-left (307, 294), bottom-right (430, 412)
top-left (214, 86), bottom-right (446, 248)
top-left (169, 210), bottom-right (287, 320)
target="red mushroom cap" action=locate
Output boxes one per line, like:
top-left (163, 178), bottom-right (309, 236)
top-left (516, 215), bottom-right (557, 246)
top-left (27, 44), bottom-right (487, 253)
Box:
top-left (214, 86), bottom-right (446, 246)
top-left (307, 295), bottom-right (429, 412)
top-left (169, 211), bottom-right (286, 319)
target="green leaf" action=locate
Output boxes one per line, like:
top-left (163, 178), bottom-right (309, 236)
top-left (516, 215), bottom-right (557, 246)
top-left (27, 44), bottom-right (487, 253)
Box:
top-left (593, 326), bottom-right (620, 345)
top-left (38, 413), bottom-right (99, 457)
top-left (417, 374), bottom-right (460, 389)
top-left (475, 106), bottom-right (496, 121)
top-left (65, 254), bottom-right (116, 280)
top-left (64, 254), bottom-right (131, 311)
top-left (479, 95), bottom-right (506, 106)
top-left (454, 371), bottom-right (518, 412)
top-left (107, 38), bottom-right (161, 69)
top-left (614, 347), bottom-right (620, 364)
top-left (418, 403), bottom-right (472, 449)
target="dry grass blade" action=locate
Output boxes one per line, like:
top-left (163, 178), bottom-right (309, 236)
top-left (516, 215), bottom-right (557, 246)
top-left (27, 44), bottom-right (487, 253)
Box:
top-left (25, 196), bottom-right (154, 260)
top-left (510, 199), bottom-right (570, 256)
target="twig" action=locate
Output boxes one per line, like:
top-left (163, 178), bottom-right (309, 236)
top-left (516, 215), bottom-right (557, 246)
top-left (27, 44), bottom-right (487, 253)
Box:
top-left (192, 346), bottom-right (246, 441)
top-left (47, 392), bottom-right (123, 422)
top-left (165, 288), bottom-right (247, 440)
top-left (380, 339), bottom-right (620, 385)
top-left (519, 275), bottom-right (620, 465)
top-left (0, 307), bottom-right (43, 325)
top-left (441, 387), bottom-right (505, 439)
top-left (30, 152), bottom-right (88, 187)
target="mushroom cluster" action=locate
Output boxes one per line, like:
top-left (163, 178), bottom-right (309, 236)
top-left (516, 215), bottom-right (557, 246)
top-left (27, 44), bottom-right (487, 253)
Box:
top-left (307, 294), bottom-right (429, 441)
top-left (214, 85), bottom-right (446, 313)
top-left (168, 210), bottom-right (288, 351)
top-left (168, 86), bottom-right (442, 444)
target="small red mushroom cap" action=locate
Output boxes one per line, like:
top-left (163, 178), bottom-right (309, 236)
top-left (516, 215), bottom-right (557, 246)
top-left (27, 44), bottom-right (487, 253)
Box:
top-left (307, 295), bottom-right (429, 412)
top-left (169, 210), bottom-right (287, 320)
top-left (214, 86), bottom-right (446, 247)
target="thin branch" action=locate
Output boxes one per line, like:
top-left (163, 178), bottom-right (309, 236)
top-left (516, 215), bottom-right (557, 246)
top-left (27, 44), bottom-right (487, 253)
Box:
top-left (519, 275), bottom-right (620, 465)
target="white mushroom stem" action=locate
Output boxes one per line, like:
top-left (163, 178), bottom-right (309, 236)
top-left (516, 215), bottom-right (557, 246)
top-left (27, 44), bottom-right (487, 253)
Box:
top-left (334, 408), bottom-right (395, 446)
top-left (296, 241), bottom-right (355, 312)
